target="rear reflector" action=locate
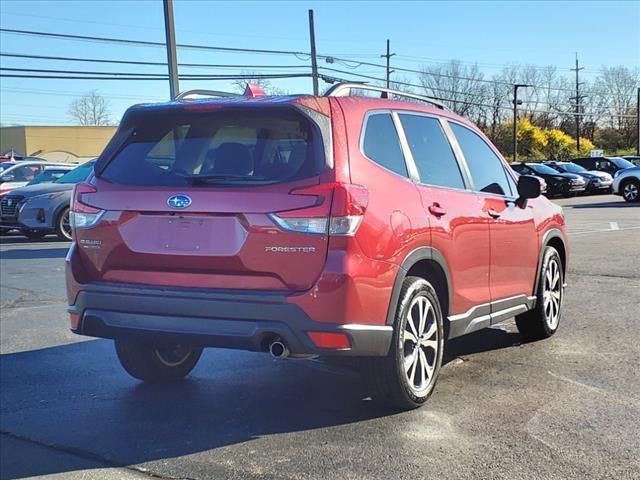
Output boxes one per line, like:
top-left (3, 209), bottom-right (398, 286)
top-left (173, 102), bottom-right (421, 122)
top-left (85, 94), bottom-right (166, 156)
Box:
top-left (307, 331), bottom-right (351, 349)
top-left (69, 313), bottom-right (80, 329)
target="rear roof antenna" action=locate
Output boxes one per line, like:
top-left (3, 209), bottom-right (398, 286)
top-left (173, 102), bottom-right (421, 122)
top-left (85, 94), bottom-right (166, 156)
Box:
top-left (243, 83), bottom-right (266, 98)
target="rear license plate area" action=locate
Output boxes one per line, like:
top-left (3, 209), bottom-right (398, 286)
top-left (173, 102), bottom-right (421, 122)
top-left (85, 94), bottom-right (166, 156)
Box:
top-left (161, 217), bottom-right (209, 252)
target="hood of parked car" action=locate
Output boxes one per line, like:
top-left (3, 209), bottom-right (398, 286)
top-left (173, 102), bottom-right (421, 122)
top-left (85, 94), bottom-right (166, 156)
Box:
top-left (614, 166), bottom-right (640, 178)
top-left (587, 170), bottom-right (613, 181)
top-left (538, 171), bottom-right (582, 182)
top-left (4, 182), bottom-right (74, 199)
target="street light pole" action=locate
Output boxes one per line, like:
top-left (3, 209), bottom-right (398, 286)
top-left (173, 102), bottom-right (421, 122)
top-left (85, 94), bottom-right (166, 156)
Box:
top-left (513, 84), bottom-right (528, 162)
top-left (163, 0), bottom-right (179, 100)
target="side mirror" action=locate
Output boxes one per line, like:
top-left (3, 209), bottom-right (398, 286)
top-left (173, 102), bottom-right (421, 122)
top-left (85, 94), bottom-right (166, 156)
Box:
top-left (0, 174), bottom-right (15, 183)
top-left (516, 175), bottom-right (540, 208)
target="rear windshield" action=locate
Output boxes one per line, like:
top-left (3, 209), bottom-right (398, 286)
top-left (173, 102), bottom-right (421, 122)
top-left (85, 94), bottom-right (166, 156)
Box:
top-left (100, 108), bottom-right (324, 187)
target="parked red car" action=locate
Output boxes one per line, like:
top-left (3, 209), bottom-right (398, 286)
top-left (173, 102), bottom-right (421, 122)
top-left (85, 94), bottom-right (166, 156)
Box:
top-left (66, 84), bottom-right (568, 409)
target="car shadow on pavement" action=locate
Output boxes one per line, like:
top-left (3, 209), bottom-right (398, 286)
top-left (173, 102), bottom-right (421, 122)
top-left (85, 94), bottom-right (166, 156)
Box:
top-left (0, 247), bottom-right (69, 260)
top-left (444, 326), bottom-right (521, 363)
top-left (1, 327), bottom-right (523, 479)
top-left (569, 202), bottom-right (639, 209)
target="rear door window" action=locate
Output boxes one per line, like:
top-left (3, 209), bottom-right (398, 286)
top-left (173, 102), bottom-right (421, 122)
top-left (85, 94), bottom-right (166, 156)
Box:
top-left (100, 108), bottom-right (325, 187)
top-left (451, 123), bottom-right (514, 196)
top-left (362, 113), bottom-right (408, 177)
top-left (399, 114), bottom-right (465, 189)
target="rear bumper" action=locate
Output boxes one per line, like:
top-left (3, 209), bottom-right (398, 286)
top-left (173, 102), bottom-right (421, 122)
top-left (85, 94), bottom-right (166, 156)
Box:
top-left (69, 282), bottom-right (392, 357)
top-left (0, 217), bottom-right (53, 232)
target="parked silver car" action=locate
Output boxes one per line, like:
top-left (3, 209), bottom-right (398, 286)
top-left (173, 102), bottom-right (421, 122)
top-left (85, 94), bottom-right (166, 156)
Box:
top-left (612, 165), bottom-right (640, 202)
top-left (0, 160), bottom-right (95, 240)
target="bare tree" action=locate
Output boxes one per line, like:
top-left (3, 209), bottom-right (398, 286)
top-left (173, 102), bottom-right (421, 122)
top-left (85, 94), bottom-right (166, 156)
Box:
top-left (418, 61), bottom-right (488, 121)
top-left (231, 71), bottom-right (286, 95)
top-left (591, 66), bottom-right (639, 136)
top-left (68, 91), bottom-right (111, 126)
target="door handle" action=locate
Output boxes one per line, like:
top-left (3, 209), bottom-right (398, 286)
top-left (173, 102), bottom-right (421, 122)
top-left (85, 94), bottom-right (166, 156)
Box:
top-left (428, 203), bottom-right (446, 217)
top-left (487, 208), bottom-right (501, 219)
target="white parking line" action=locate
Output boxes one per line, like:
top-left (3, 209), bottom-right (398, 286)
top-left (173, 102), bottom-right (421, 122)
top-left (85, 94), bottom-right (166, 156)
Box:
top-left (569, 225), bottom-right (640, 236)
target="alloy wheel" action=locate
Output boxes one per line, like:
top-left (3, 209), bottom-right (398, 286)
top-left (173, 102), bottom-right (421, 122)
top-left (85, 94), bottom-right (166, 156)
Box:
top-left (60, 210), bottom-right (72, 240)
top-left (623, 182), bottom-right (638, 201)
top-left (542, 258), bottom-right (562, 330)
top-left (154, 345), bottom-right (192, 367)
top-left (402, 295), bottom-right (439, 394)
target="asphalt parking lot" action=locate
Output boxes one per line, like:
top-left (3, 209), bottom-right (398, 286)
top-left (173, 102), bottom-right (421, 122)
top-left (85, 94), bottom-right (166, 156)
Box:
top-left (1, 194), bottom-right (638, 480)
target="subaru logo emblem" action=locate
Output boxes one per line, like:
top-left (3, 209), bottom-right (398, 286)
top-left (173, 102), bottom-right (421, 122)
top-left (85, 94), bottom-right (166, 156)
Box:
top-left (167, 194), bottom-right (192, 209)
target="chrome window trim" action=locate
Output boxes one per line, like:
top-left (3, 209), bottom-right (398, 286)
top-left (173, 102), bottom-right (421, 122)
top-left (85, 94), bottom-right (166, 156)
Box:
top-left (391, 111), bottom-right (420, 182)
top-left (392, 110), bottom-right (473, 192)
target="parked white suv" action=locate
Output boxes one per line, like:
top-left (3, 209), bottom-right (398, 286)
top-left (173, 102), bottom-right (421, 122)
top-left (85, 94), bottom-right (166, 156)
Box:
top-left (612, 166), bottom-right (640, 202)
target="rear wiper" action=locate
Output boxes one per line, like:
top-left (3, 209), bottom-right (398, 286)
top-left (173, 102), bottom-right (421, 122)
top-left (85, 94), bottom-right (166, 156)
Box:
top-left (183, 174), bottom-right (268, 184)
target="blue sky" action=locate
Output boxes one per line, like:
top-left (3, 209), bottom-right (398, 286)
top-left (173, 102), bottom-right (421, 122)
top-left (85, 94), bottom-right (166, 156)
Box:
top-left (1, 0), bottom-right (638, 125)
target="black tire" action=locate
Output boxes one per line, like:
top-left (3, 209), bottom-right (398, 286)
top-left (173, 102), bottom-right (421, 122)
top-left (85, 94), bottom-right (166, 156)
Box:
top-left (55, 207), bottom-right (72, 240)
top-left (516, 246), bottom-right (563, 341)
top-left (24, 230), bottom-right (46, 240)
top-left (362, 276), bottom-right (444, 410)
top-left (562, 185), bottom-right (575, 198)
top-left (114, 339), bottom-right (203, 382)
top-left (620, 178), bottom-right (640, 202)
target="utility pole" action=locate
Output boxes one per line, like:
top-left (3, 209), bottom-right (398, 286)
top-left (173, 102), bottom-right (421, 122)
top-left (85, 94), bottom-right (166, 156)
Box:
top-left (163, 0), bottom-right (179, 100)
top-left (637, 87), bottom-right (639, 155)
top-left (570, 53), bottom-right (586, 151)
top-left (380, 39), bottom-right (395, 89)
top-left (512, 84), bottom-right (528, 162)
top-left (308, 9), bottom-right (319, 96)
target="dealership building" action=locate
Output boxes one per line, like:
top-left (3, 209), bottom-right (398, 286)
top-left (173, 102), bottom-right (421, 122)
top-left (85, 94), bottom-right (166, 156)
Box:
top-left (0, 125), bottom-right (116, 163)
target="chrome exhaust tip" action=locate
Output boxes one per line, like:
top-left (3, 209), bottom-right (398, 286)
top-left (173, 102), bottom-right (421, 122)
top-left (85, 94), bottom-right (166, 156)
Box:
top-left (269, 339), bottom-right (289, 358)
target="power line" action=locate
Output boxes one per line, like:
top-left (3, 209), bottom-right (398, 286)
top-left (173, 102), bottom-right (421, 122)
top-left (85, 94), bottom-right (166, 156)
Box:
top-left (319, 67), bottom-right (635, 118)
top-left (0, 86), bottom-right (166, 101)
top-left (0, 52), bottom-right (310, 70)
top-left (0, 28), bottom-right (312, 57)
top-left (0, 72), bottom-right (311, 81)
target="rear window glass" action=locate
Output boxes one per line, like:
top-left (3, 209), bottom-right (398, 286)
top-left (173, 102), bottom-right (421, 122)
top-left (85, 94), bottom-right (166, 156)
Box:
top-left (100, 108), bottom-right (324, 187)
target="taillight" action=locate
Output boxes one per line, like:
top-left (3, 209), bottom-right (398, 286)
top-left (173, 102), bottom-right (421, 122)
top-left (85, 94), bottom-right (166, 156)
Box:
top-left (328, 183), bottom-right (368, 235)
top-left (70, 183), bottom-right (104, 229)
top-left (269, 183), bottom-right (368, 236)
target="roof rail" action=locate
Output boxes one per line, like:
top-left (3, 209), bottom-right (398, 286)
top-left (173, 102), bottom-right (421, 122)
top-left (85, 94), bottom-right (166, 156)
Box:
top-left (324, 83), bottom-right (449, 111)
top-left (176, 89), bottom-right (237, 100)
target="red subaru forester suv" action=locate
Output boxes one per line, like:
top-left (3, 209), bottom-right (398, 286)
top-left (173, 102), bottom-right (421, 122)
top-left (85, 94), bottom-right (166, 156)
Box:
top-left (66, 83), bottom-right (568, 409)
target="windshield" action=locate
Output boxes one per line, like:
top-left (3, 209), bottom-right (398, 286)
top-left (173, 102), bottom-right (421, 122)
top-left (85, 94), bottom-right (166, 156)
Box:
top-left (528, 163), bottom-right (560, 175)
top-left (100, 108), bottom-right (325, 187)
top-left (27, 169), bottom-right (70, 185)
top-left (609, 157), bottom-right (635, 169)
top-left (57, 162), bottom-right (95, 184)
top-left (562, 163), bottom-right (587, 173)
